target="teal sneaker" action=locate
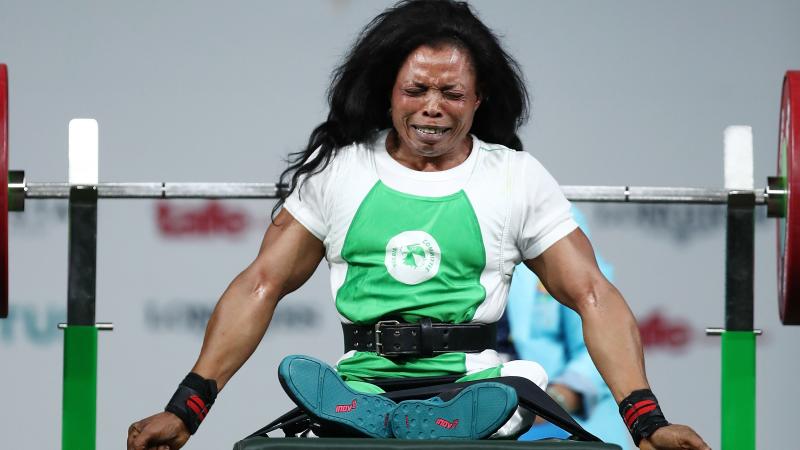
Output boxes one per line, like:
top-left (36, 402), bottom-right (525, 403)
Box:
top-left (390, 382), bottom-right (518, 440)
top-left (278, 354), bottom-right (396, 438)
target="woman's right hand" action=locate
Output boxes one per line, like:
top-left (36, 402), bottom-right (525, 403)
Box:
top-left (127, 411), bottom-right (190, 450)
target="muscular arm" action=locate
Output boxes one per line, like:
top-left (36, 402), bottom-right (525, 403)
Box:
top-left (524, 228), bottom-right (645, 402)
top-left (525, 229), bottom-right (710, 449)
top-left (191, 209), bottom-right (325, 389)
top-left (128, 209), bottom-right (324, 450)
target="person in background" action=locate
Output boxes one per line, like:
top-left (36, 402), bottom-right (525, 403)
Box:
top-left (498, 208), bottom-right (631, 448)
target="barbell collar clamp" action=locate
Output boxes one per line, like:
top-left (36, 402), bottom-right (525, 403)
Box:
top-left (705, 327), bottom-right (763, 336)
top-left (766, 176), bottom-right (787, 218)
top-left (8, 170), bottom-right (25, 211)
top-left (57, 322), bottom-right (114, 331)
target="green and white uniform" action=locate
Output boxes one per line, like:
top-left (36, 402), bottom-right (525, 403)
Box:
top-left (284, 130), bottom-right (577, 386)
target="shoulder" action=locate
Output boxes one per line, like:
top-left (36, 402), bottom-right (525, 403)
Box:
top-left (332, 131), bottom-right (384, 168)
top-left (513, 150), bottom-right (547, 173)
top-left (473, 136), bottom-right (545, 171)
top-left (473, 135), bottom-right (517, 157)
top-left (303, 138), bottom-right (374, 182)
top-left (472, 136), bottom-right (520, 175)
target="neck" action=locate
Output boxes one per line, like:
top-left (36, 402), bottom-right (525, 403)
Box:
top-left (386, 130), bottom-right (472, 172)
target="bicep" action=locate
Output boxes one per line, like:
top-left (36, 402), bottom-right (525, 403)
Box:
top-left (523, 229), bottom-right (610, 313)
top-left (247, 209), bottom-right (325, 299)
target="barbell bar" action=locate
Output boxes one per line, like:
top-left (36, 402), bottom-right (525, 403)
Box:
top-left (3, 178), bottom-right (784, 203)
top-left (2, 64), bottom-right (799, 326)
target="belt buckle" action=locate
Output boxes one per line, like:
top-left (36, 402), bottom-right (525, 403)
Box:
top-left (374, 320), bottom-right (400, 356)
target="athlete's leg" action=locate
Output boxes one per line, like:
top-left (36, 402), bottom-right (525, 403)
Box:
top-left (459, 355), bottom-right (549, 439)
top-left (491, 360), bottom-right (548, 438)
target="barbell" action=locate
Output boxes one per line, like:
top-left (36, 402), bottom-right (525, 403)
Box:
top-left (1, 63), bottom-right (799, 325)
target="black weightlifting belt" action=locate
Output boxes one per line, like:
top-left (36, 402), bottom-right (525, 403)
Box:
top-left (342, 318), bottom-right (497, 358)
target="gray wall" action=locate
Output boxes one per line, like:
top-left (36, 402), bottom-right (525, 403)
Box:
top-left (1, 1), bottom-right (799, 449)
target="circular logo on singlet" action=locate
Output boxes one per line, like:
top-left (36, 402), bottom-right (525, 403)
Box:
top-left (384, 231), bottom-right (441, 285)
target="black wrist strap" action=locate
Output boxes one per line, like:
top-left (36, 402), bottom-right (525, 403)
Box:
top-left (165, 373), bottom-right (219, 435)
top-left (618, 389), bottom-right (670, 446)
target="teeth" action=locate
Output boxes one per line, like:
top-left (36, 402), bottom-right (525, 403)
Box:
top-left (414, 126), bottom-right (447, 135)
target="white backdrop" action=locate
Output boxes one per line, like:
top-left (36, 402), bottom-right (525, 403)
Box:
top-left (1, 1), bottom-right (799, 449)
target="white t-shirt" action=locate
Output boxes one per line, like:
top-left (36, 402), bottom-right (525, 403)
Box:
top-left (284, 130), bottom-right (576, 379)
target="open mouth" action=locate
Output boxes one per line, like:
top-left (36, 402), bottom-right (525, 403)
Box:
top-left (411, 125), bottom-right (451, 136)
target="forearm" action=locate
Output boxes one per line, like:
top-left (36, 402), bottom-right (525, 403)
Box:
top-left (190, 267), bottom-right (280, 390)
top-left (578, 281), bottom-right (648, 403)
top-left (527, 231), bottom-right (710, 448)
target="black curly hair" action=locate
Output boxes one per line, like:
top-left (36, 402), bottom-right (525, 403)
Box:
top-left (273, 0), bottom-right (529, 216)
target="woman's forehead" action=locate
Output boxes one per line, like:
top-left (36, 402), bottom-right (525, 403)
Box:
top-left (395, 45), bottom-right (476, 87)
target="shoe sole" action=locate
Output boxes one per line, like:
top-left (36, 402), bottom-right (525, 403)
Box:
top-left (391, 382), bottom-right (518, 440)
top-left (278, 354), bottom-right (395, 438)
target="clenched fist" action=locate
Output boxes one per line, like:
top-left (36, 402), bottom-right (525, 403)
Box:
top-left (127, 411), bottom-right (190, 450)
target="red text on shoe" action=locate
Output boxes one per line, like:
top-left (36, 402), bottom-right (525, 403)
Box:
top-left (335, 400), bottom-right (357, 413)
top-left (435, 418), bottom-right (459, 429)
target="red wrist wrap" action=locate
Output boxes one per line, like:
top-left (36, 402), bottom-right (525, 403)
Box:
top-left (618, 389), bottom-right (669, 446)
top-left (164, 373), bottom-right (218, 435)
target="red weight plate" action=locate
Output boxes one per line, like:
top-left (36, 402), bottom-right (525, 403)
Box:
top-left (0, 64), bottom-right (7, 318)
top-left (778, 71), bottom-right (800, 325)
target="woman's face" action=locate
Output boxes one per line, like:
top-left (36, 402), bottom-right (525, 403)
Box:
top-left (390, 44), bottom-right (481, 160)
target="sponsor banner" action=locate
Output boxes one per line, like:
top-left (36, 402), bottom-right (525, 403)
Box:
top-left (8, 200), bottom-right (67, 235)
top-left (0, 304), bottom-right (65, 346)
top-left (144, 299), bottom-right (320, 336)
top-left (590, 204), bottom-right (768, 244)
top-left (157, 201), bottom-right (252, 238)
top-left (3, 299), bottom-right (770, 354)
top-left (9, 200), bottom-right (771, 246)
